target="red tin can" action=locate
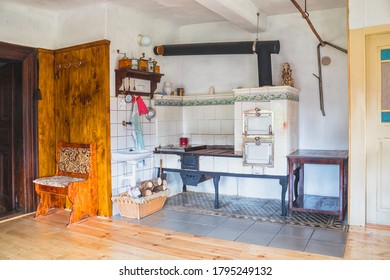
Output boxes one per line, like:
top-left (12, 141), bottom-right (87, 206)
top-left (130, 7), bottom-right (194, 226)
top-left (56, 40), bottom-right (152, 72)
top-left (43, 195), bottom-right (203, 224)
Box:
top-left (180, 137), bottom-right (189, 147)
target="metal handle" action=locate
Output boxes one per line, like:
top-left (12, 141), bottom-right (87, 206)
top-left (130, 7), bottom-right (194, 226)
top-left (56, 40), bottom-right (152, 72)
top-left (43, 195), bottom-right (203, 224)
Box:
top-left (269, 154), bottom-right (274, 165)
top-left (255, 107), bottom-right (261, 117)
top-left (122, 120), bottom-right (132, 126)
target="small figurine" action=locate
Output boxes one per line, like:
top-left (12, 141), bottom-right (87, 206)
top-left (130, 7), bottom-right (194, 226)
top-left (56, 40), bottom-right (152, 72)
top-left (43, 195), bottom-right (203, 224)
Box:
top-left (282, 62), bottom-right (295, 87)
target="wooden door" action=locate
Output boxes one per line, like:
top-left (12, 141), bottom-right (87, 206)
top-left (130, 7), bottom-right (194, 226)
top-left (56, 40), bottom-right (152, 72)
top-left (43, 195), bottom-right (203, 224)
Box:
top-left (0, 62), bottom-right (21, 214)
top-left (366, 33), bottom-right (390, 226)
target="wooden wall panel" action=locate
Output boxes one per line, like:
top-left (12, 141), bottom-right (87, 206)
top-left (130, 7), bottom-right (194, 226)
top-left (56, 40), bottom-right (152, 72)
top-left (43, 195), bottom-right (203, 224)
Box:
top-left (37, 40), bottom-right (112, 217)
top-left (78, 45), bottom-right (112, 215)
top-left (37, 49), bottom-right (56, 177)
top-left (54, 40), bottom-right (112, 217)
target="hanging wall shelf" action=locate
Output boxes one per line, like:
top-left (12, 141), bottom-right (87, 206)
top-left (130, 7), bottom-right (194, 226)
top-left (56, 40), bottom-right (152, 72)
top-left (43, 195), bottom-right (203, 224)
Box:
top-left (115, 68), bottom-right (164, 99)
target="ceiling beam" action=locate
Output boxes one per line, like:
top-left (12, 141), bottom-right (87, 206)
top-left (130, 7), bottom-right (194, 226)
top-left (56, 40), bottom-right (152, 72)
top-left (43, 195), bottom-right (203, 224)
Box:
top-left (195, 0), bottom-right (267, 33)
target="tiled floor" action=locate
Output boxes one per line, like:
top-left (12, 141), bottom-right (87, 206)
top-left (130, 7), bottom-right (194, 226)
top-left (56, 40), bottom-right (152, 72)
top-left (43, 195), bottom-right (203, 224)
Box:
top-left (114, 209), bottom-right (348, 258)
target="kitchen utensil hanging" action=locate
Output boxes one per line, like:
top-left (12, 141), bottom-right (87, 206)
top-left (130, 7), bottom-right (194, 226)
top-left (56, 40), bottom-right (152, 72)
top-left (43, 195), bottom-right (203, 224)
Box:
top-left (145, 97), bottom-right (156, 121)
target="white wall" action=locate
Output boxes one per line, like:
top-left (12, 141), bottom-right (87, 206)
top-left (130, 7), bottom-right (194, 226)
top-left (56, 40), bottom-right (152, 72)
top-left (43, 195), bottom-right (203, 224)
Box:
top-left (178, 21), bottom-right (258, 94)
top-left (106, 3), bottom-right (181, 96)
top-left (349, 0), bottom-right (390, 29)
top-left (56, 3), bottom-right (108, 49)
top-left (0, 1), bottom-right (58, 49)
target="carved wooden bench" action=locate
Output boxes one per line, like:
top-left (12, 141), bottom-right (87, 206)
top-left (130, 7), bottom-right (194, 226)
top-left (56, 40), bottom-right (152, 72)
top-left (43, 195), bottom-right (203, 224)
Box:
top-left (33, 141), bottom-right (98, 226)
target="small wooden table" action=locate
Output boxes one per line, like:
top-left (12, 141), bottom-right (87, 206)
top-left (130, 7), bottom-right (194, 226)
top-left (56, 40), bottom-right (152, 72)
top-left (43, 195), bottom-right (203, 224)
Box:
top-left (286, 149), bottom-right (348, 221)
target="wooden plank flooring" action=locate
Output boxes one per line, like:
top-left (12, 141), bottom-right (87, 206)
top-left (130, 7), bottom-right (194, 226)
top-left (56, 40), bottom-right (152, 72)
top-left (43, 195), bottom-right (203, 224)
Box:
top-left (0, 210), bottom-right (389, 260)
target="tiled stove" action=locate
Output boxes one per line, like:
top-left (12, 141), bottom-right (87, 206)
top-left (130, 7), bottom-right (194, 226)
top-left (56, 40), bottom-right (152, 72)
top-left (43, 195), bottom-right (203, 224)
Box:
top-left (153, 86), bottom-right (299, 216)
top-left (234, 86), bottom-right (299, 175)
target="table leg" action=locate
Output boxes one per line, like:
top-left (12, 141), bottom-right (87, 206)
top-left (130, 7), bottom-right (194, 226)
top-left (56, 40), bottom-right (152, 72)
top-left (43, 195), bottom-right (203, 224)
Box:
top-left (279, 177), bottom-right (288, 216)
top-left (182, 185), bottom-right (187, 192)
top-left (293, 166), bottom-right (300, 201)
top-left (339, 160), bottom-right (344, 221)
top-left (213, 175), bottom-right (220, 209)
top-left (343, 159), bottom-right (348, 220)
top-left (288, 160), bottom-right (294, 216)
top-left (298, 164), bottom-right (304, 205)
top-left (292, 165), bottom-right (302, 208)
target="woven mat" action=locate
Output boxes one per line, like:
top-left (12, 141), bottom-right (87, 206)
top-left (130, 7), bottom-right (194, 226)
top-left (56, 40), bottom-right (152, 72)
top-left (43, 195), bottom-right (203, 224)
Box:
top-left (164, 192), bottom-right (348, 231)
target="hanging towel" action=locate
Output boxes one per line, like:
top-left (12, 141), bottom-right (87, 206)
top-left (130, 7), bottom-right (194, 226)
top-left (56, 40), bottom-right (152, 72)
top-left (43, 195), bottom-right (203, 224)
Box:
top-left (130, 101), bottom-right (145, 150)
top-left (131, 96), bottom-right (149, 116)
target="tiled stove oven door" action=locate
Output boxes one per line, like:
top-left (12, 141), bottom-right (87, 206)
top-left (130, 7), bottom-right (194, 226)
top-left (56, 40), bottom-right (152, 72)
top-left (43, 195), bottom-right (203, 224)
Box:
top-left (243, 108), bottom-right (274, 136)
top-left (243, 137), bottom-right (274, 166)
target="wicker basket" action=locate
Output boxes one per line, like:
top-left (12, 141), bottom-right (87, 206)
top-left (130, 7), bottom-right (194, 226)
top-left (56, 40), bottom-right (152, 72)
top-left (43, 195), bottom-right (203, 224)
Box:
top-left (112, 189), bottom-right (170, 219)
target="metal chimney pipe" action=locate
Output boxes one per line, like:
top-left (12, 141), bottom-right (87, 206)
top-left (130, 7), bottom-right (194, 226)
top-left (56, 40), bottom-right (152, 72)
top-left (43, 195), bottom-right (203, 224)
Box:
top-left (153, 40), bottom-right (280, 87)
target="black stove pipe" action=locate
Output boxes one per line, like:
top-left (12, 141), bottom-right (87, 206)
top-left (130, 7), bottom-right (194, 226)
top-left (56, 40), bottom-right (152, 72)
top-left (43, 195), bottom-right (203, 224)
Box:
top-left (153, 40), bottom-right (280, 87)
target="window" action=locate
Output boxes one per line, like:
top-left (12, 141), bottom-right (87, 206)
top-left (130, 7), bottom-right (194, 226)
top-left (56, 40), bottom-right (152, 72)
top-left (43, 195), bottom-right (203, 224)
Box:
top-left (381, 49), bottom-right (390, 122)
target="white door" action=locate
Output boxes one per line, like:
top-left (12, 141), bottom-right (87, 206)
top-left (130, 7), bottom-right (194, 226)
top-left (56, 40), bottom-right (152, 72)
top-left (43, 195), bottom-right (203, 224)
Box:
top-left (366, 33), bottom-right (390, 226)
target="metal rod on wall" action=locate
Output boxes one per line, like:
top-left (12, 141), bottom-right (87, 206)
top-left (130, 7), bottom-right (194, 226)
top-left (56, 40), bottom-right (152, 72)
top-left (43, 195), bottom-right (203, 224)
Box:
top-left (313, 43), bottom-right (325, 116)
top-left (291, 0), bottom-right (348, 116)
top-left (291, 0), bottom-right (325, 47)
top-left (313, 41), bottom-right (348, 116)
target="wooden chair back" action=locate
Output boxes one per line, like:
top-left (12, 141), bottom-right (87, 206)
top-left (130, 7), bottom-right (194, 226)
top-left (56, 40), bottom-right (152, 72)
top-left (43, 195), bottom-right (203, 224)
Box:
top-left (56, 141), bottom-right (95, 179)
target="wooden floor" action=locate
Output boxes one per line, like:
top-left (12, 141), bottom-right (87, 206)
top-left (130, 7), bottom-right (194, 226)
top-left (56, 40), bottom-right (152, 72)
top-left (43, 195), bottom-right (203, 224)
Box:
top-left (0, 210), bottom-right (389, 260)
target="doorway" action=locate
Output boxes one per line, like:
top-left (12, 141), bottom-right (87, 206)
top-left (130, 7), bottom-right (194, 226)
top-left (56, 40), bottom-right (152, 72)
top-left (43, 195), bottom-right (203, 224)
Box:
top-left (0, 41), bottom-right (38, 219)
top-left (0, 60), bottom-right (22, 217)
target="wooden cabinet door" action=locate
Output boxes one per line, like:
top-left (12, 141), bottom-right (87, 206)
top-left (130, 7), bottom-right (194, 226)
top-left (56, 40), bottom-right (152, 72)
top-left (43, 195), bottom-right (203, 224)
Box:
top-left (0, 62), bottom-right (19, 213)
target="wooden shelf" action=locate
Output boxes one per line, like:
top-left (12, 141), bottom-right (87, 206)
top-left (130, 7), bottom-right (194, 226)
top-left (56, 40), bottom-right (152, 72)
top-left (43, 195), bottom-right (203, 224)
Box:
top-left (115, 68), bottom-right (164, 99)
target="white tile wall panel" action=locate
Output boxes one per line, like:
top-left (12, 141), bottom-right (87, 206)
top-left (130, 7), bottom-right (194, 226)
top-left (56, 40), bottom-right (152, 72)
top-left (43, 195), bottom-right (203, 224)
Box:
top-left (227, 157), bottom-right (244, 174)
top-left (199, 156), bottom-right (214, 171)
top-left (214, 157), bottom-right (228, 172)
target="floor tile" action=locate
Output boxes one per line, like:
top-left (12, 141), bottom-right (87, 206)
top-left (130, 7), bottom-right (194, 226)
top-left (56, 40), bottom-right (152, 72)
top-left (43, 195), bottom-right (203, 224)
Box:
top-left (205, 218), bottom-right (254, 241)
top-left (268, 235), bottom-right (309, 251)
top-left (116, 209), bottom-right (348, 258)
top-left (133, 214), bottom-right (167, 227)
top-left (149, 209), bottom-right (178, 219)
top-left (152, 219), bottom-right (190, 232)
top-left (218, 217), bottom-right (255, 229)
top-left (236, 232), bottom-right (276, 246)
top-left (178, 223), bottom-right (217, 236)
top-left (235, 222), bottom-right (284, 246)
top-left (191, 214), bottom-right (228, 226)
top-left (277, 224), bottom-right (314, 239)
top-left (311, 228), bottom-right (348, 244)
top-left (205, 227), bottom-right (243, 241)
top-left (167, 211), bottom-right (208, 223)
top-left (305, 239), bottom-right (346, 258)
top-left (246, 221), bottom-right (284, 235)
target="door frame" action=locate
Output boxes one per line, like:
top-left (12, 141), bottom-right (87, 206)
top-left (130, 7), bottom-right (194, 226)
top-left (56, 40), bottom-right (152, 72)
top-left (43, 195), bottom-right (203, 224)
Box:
top-left (0, 41), bottom-right (38, 213)
top-left (349, 24), bottom-right (390, 226)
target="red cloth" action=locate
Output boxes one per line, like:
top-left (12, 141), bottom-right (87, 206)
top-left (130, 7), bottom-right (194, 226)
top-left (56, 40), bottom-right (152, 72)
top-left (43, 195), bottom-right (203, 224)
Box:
top-left (131, 96), bottom-right (149, 116)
